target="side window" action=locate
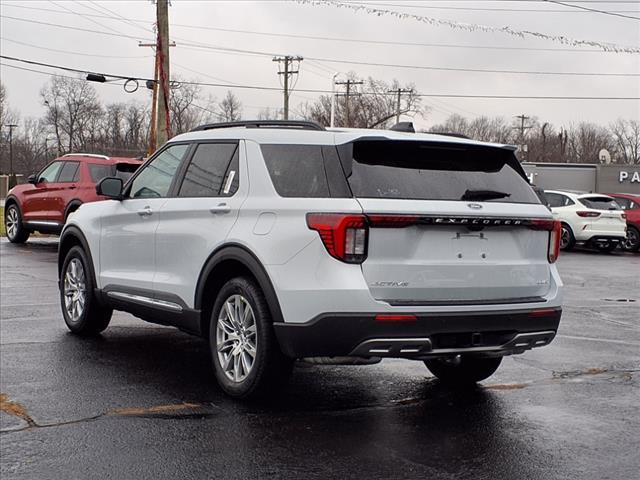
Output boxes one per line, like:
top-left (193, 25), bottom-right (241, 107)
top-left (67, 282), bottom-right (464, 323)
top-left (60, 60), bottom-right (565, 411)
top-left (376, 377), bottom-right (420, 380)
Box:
top-left (88, 164), bottom-right (114, 183)
top-left (545, 193), bottom-right (561, 208)
top-left (129, 144), bottom-right (189, 199)
top-left (614, 198), bottom-right (630, 210)
top-left (261, 144), bottom-right (330, 198)
top-left (178, 143), bottom-right (238, 197)
top-left (57, 161), bottom-right (80, 183)
top-left (561, 195), bottom-right (575, 207)
top-left (38, 161), bottom-right (63, 183)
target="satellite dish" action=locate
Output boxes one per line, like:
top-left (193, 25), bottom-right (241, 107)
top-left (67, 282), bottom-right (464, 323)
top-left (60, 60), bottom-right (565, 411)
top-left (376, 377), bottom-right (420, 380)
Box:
top-left (599, 149), bottom-right (611, 164)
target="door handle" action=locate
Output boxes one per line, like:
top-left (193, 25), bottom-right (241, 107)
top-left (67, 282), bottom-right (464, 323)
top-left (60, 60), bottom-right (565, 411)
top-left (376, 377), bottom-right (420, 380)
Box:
top-left (210, 203), bottom-right (231, 214)
top-left (69, 185), bottom-right (77, 190)
top-left (137, 206), bottom-right (153, 217)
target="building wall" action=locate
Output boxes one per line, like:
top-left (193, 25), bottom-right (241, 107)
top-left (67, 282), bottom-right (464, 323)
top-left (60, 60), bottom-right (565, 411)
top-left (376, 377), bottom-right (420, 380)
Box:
top-left (522, 163), bottom-right (640, 195)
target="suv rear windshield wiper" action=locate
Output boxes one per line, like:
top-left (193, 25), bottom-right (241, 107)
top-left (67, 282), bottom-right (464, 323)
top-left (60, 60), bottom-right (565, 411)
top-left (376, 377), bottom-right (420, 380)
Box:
top-left (461, 189), bottom-right (511, 201)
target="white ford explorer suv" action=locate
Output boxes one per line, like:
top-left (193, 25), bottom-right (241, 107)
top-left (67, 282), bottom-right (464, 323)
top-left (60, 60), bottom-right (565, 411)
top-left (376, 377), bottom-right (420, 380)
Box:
top-left (57, 120), bottom-right (563, 398)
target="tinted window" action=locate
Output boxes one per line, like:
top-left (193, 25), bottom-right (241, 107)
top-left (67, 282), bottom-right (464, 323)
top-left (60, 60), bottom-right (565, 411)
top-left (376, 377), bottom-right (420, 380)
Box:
top-left (38, 161), bottom-right (63, 183)
top-left (115, 163), bottom-right (139, 183)
top-left (179, 143), bottom-right (238, 197)
top-left (88, 164), bottom-right (113, 183)
top-left (57, 161), bottom-right (80, 183)
top-left (545, 193), bottom-right (573, 208)
top-left (261, 145), bottom-right (330, 198)
top-left (580, 196), bottom-right (621, 210)
top-left (612, 197), bottom-right (631, 210)
top-left (129, 144), bottom-right (188, 198)
top-left (346, 141), bottom-right (539, 204)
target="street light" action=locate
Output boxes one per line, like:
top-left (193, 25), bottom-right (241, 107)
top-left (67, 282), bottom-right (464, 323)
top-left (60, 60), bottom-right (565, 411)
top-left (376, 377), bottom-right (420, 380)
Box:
top-left (330, 72), bottom-right (340, 128)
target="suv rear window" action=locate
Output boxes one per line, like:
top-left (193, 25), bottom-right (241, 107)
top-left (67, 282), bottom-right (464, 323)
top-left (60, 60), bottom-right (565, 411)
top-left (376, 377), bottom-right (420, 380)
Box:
top-left (580, 196), bottom-right (621, 210)
top-left (344, 140), bottom-right (539, 204)
top-left (88, 164), bottom-right (112, 183)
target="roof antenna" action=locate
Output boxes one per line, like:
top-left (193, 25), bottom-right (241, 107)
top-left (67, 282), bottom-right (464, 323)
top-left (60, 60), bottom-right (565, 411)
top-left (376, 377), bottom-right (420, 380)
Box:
top-left (390, 122), bottom-right (415, 133)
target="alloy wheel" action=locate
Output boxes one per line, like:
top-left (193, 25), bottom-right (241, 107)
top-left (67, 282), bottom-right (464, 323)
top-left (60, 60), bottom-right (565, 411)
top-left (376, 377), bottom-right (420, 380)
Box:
top-left (5, 206), bottom-right (18, 241)
top-left (216, 294), bottom-right (258, 383)
top-left (560, 226), bottom-right (571, 250)
top-left (63, 258), bottom-right (87, 323)
top-left (623, 228), bottom-right (638, 251)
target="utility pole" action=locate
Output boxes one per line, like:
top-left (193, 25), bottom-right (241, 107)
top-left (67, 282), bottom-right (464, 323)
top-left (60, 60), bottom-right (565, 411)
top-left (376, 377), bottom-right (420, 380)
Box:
top-left (335, 79), bottom-right (363, 127)
top-left (513, 114), bottom-right (532, 161)
top-left (5, 124), bottom-right (18, 188)
top-left (388, 88), bottom-right (413, 124)
top-left (156, 0), bottom-right (171, 146)
top-left (139, 39), bottom-right (175, 156)
top-left (273, 56), bottom-right (303, 120)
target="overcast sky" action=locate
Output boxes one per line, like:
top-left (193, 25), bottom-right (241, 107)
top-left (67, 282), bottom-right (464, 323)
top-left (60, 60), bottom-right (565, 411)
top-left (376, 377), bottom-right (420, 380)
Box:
top-left (1, 0), bottom-right (639, 130)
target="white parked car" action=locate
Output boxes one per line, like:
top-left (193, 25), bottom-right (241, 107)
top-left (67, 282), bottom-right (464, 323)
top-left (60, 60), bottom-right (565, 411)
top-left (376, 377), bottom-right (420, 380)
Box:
top-left (56, 121), bottom-right (563, 398)
top-left (544, 190), bottom-right (627, 252)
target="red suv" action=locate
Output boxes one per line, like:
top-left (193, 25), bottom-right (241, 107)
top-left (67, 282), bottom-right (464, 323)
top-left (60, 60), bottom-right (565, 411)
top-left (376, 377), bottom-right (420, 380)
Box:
top-left (607, 193), bottom-right (640, 252)
top-left (4, 153), bottom-right (142, 243)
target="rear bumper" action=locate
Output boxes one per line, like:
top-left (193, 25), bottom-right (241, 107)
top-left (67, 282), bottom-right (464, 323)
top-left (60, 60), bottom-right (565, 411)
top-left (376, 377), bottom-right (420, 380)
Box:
top-left (584, 235), bottom-right (626, 246)
top-left (273, 307), bottom-right (561, 359)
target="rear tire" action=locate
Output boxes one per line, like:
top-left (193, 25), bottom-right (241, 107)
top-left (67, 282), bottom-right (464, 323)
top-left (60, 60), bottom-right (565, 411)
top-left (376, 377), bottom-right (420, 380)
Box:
top-left (622, 226), bottom-right (639, 252)
top-left (60, 246), bottom-right (112, 335)
top-left (425, 355), bottom-right (502, 385)
top-left (4, 203), bottom-right (30, 244)
top-left (559, 224), bottom-right (575, 251)
top-left (209, 277), bottom-right (293, 399)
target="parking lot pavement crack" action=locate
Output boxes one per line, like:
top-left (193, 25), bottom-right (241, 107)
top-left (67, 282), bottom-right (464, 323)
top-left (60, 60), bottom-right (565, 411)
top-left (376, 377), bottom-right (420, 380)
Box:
top-left (0, 401), bottom-right (220, 434)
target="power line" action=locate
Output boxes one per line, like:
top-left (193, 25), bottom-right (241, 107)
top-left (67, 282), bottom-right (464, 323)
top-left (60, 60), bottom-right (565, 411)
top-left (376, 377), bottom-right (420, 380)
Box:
top-left (299, 0), bottom-right (640, 53)
top-left (346, 0), bottom-right (640, 12)
top-left (543, 0), bottom-right (640, 19)
top-left (2, 55), bottom-right (638, 101)
top-left (0, 37), bottom-right (151, 59)
top-left (1, 6), bottom-right (637, 54)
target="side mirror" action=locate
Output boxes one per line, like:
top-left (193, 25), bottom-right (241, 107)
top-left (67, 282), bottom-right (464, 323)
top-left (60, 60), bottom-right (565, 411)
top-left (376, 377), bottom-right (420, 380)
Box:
top-left (96, 177), bottom-right (123, 200)
top-left (28, 174), bottom-right (38, 185)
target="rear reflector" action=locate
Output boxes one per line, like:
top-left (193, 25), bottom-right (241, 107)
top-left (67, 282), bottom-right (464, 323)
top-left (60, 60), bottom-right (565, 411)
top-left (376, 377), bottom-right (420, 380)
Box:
top-left (576, 211), bottom-right (601, 218)
top-left (375, 314), bottom-right (418, 322)
top-left (529, 308), bottom-right (559, 318)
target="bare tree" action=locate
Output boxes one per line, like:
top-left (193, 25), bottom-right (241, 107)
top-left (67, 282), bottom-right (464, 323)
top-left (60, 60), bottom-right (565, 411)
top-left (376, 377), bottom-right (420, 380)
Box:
top-left (566, 122), bottom-right (614, 163)
top-left (41, 76), bottom-right (102, 153)
top-left (217, 90), bottom-right (242, 122)
top-left (610, 119), bottom-right (640, 165)
top-left (301, 75), bottom-right (422, 128)
top-left (169, 81), bottom-right (214, 135)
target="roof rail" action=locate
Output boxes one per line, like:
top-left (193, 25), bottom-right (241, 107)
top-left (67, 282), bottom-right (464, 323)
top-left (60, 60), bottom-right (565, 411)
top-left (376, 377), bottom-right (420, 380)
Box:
top-left (191, 120), bottom-right (325, 132)
top-left (433, 132), bottom-right (471, 139)
top-left (62, 153), bottom-right (110, 160)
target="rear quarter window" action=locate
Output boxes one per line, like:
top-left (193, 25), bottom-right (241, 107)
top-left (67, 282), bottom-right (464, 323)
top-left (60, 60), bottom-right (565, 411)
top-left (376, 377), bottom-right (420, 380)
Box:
top-left (261, 144), bottom-right (330, 198)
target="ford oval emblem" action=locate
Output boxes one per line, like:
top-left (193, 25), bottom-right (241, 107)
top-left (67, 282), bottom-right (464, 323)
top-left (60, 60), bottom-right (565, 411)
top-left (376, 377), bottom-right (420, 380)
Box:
top-left (467, 203), bottom-right (483, 210)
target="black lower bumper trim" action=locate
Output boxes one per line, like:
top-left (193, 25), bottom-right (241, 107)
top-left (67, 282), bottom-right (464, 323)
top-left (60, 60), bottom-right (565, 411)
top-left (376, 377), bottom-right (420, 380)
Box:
top-left (273, 308), bottom-right (561, 358)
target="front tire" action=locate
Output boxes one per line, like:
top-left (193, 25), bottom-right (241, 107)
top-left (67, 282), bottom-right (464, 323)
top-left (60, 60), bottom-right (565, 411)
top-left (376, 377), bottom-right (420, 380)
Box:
top-left (209, 277), bottom-right (293, 399)
top-left (4, 204), bottom-right (30, 244)
top-left (425, 355), bottom-right (502, 385)
top-left (60, 246), bottom-right (112, 335)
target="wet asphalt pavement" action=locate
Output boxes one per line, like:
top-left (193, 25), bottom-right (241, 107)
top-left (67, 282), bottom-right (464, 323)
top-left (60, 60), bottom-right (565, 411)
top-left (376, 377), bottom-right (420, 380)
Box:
top-left (1, 238), bottom-right (639, 479)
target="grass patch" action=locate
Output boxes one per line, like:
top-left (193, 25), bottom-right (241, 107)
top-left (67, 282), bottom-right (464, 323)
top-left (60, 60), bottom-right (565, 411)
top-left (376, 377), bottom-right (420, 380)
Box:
top-left (0, 207), bottom-right (4, 236)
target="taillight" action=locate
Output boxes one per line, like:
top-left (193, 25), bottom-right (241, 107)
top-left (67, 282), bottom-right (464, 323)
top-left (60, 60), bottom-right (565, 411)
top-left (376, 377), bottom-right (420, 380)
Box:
top-left (375, 314), bottom-right (417, 322)
top-left (576, 211), bottom-right (601, 218)
top-left (306, 213), bottom-right (368, 263)
top-left (548, 220), bottom-right (561, 263)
